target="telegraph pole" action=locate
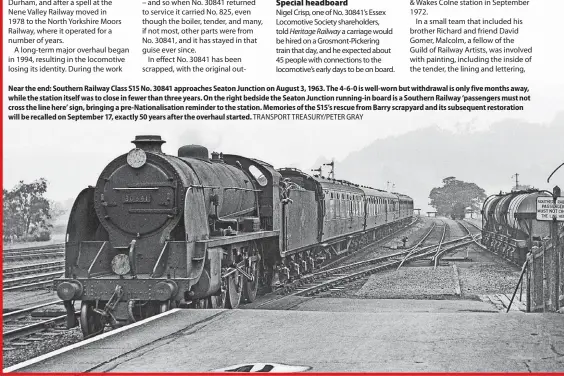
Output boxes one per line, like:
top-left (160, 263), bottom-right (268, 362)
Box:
top-left (553, 185), bottom-right (561, 311)
top-left (512, 173), bottom-right (520, 190)
top-left (323, 160), bottom-right (334, 179)
top-left (311, 167), bottom-right (322, 177)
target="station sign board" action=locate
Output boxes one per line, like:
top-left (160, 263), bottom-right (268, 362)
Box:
top-left (536, 196), bottom-right (564, 221)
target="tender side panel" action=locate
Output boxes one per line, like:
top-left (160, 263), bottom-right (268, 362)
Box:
top-left (283, 190), bottom-right (318, 254)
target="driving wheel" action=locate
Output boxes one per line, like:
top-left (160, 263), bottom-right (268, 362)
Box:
top-left (80, 301), bottom-right (105, 338)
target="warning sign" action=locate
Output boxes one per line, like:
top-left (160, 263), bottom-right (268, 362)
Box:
top-left (536, 197), bottom-right (564, 221)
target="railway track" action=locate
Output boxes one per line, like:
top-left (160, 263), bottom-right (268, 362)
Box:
top-left (3, 243), bottom-right (65, 262)
top-left (3, 243), bottom-right (65, 253)
top-left (3, 301), bottom-right (75, 349)
top-left (3, 273), bottom-right (63, 292)
top-left (458, 220), bottom-right (485, 247)
top-left (456, 219), bottom-right (521, 267)
top-left (461, 219), bottom-right (482, 234)
top-left (3, 261), bottom-right (65, 279)
top-left (318, 217), bottom-right (420, 271)
top-left (3, 260), bottom-right (65, 292)
top-left (3, 251), bottom-right (65, 262)
top-left (2, 244), bottom-right (66, 291)
top-left (256, 219), bottom-right (476, 305)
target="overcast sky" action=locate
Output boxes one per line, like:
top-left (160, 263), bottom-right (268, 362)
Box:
top-left (3, 0), bottom-right (564, 203)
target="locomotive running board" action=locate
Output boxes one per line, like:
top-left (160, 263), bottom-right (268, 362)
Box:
top-left (195, 230), bottom-right (279, 248)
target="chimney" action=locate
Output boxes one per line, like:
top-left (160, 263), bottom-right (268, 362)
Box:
top-left (132, 135), bottom-right (165, 153)
top-left (178, 145), bottom-right (209, 160)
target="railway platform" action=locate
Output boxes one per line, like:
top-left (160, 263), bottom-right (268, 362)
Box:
top-left (6, 298), bottom-right (564, 373)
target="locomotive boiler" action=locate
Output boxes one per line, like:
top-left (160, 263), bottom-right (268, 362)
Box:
top-left (55, 135), bottom-right (414, 338)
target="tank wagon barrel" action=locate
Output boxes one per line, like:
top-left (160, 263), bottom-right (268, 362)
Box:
top-left (481, 189), bottom-right (551, 264)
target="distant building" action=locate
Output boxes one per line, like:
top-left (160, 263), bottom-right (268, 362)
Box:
top-left (465, 209), bottom-right (481, 219)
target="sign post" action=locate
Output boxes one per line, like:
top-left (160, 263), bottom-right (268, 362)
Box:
top-left (536, 186), bottom-right (562, 311)
top-left (536, 194), bottom-right (564, 222)
top-left (554, 186), bottom-right (561, 311)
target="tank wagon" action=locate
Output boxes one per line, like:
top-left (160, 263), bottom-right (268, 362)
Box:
top-left (55, 135), bottom-right (413, 337)
top-left (481, 190), bottom-right (551, 265)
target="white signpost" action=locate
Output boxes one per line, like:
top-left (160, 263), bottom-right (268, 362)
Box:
top-left (536, 196), bottom-right (564, 221)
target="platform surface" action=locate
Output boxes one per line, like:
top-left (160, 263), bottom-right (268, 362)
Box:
top-left (6, 298), bottom-right (564, 373)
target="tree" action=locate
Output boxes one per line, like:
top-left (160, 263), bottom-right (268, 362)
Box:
top-left (429, 177), bottom-right (487, 219)
top-left (3, 178), bottom-right (52, 242)
top-left (49, 200), bottom-right (67, 219)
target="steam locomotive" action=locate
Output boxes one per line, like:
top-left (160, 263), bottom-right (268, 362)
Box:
top-left (481, 190), bottom-right (551, 265)
top-left (54, 135), bottom-right (414, 337)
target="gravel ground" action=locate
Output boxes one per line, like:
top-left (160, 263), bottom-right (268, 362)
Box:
top-left (458, 263), bottom-right (525, 297)
top-left (3, 327), bottom-right (83, 369)
top-left (355, 266), bottom-right (459, 299)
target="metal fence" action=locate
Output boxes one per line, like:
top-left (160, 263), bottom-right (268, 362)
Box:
top-left (527, 232), bottom-right (564, 312)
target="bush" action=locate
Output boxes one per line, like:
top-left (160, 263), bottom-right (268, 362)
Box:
top-left (34, 230), bottom-right (52, 242)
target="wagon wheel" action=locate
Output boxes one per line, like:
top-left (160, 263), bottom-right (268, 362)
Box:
top-left (242, 244), bottom-right (260, 303)
top-left (80, 301), bottom-right (105, 338)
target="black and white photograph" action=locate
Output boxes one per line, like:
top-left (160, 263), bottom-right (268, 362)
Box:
top-left (3, 0), bottom-right (564, 373)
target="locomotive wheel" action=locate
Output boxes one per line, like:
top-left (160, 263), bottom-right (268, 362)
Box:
top-left (224, 274), bottom-right (242, 309)
top-left (242, 244), bottom-right (260, 303)
top-left (242, 262), bottom-right (259, 303)
top-left (80, 301), bottom-right (105, 338)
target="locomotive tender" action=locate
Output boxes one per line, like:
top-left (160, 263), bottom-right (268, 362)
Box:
top-left (55, 135), bottom-right (414, 337)
top-left (481, 190), bottom-right (551, 265)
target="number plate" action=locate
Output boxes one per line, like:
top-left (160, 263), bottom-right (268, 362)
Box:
top-left (123, 193), bottom-right (152, 203)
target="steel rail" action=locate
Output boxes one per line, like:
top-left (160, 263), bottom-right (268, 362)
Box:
top-left (3, 262), bottom-right (65, 280)
top-left (3, 252), bottom-right (65, 262)
top-left (3, 313), bottom-right (79, 343)
top-left (3, 300), bottom-right (63, 320)
top-left (432, 223), bottom-right (448, 269)
top-left (397, 222), bottom-right (437, 270)
top-left (3, 280), bottom-right (56, 292)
